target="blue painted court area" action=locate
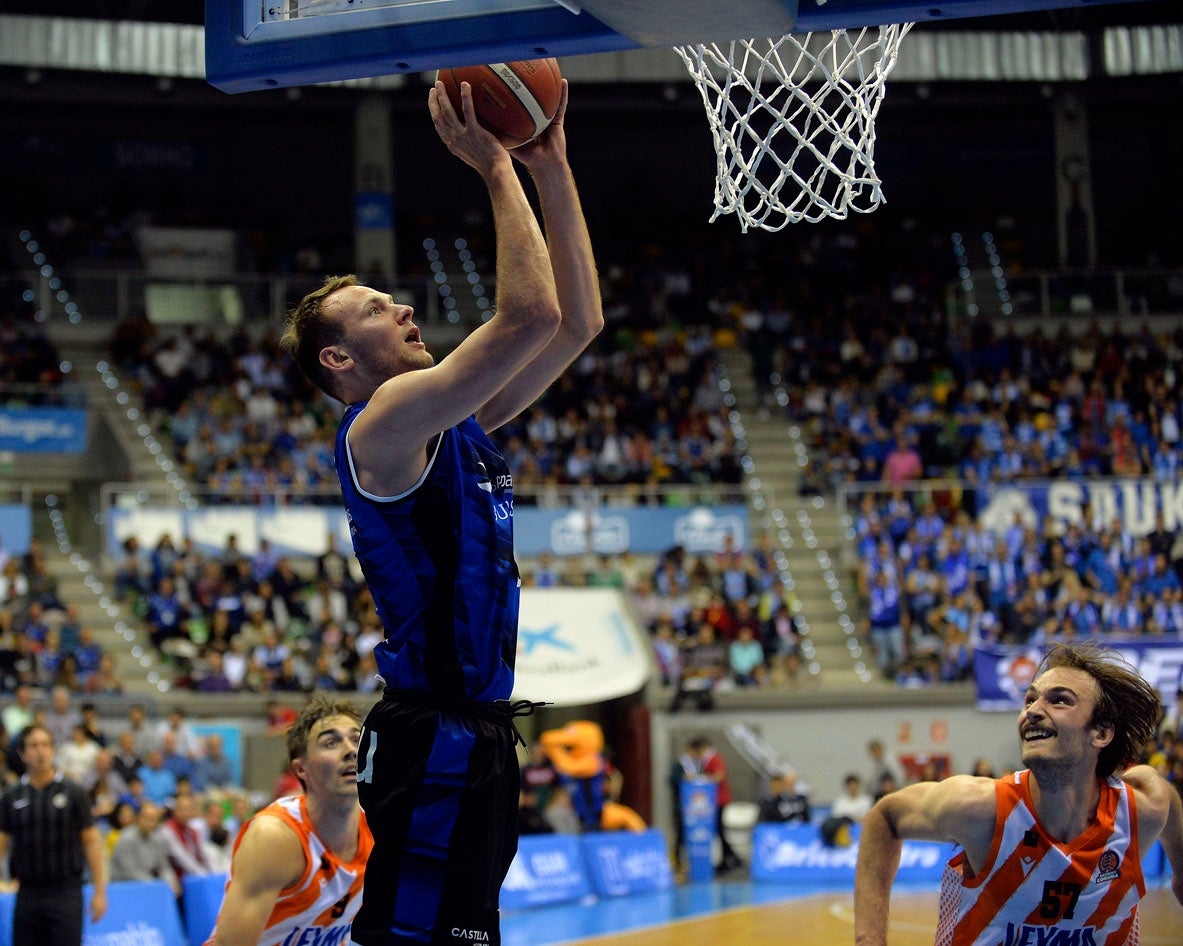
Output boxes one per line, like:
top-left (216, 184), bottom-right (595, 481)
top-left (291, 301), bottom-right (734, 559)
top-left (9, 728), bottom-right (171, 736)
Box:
top-left (502, 880), bottom-right (856, 946)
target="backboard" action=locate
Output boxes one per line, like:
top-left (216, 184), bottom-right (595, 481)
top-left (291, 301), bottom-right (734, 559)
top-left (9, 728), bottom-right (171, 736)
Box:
top-left (204, 0), bottom-right (1156, 94)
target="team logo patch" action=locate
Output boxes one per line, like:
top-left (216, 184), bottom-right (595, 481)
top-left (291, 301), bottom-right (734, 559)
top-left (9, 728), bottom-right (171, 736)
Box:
top-left (1096, 849), bottom-right (1121, 883)
top-left (52, 793), bottom-right (68, 809)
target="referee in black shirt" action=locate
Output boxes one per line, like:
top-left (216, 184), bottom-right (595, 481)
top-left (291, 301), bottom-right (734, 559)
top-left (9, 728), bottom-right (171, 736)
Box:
top-left (0, 723), bottom-right (107, 945)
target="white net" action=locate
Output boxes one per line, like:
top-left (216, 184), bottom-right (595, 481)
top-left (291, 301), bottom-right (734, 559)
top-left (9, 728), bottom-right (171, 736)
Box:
top-left (675, 24), bottom-right (913, 231)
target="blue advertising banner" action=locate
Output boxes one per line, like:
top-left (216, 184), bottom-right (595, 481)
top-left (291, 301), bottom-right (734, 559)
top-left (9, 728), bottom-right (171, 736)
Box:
top-left (0, 880), bottom-right (186, 946)
top-left (973, 640), bottom-right (1183, 711)
top-left (580, 830), bottom-right (675, 898)
top-left (108, 504), bottom-right (747, 558)
top-left (355, 192), bottom-right (394, 229)
top-left (681, 779), bottom-right (717, 883)
top-left (1142, 841), bottom-right (1165, 881)
top-left (0, 505), bottom-right (32, 556)
top-left (0, 407), bottom-right (87, 452)
top-left (183, 873), bottom-right (229, 946)
top-left (750, 824), bottom-right (955, 885)
top-left (976, 479), bottom-right (1183, 538)
top-left (500, 834), bottom-right (593, 911)
top-left (513, 505), bottom-right (748, 556)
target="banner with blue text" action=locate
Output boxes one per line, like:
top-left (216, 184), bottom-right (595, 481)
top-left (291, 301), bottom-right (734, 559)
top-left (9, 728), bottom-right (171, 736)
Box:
top-left (0, 407), bottom-right (87, 452)
top-left (580, 830), bottom-right (675, 898)
top-left (973, 640), bottom-right (1183, 711)
top-left (751, 824), bottom-right (955, 884)
top-left (0, 880), bottom-right (185, 946)
top-left (977, 479), bottom-right (1183, 537)
top-left (500, 834), bottom-right (592, 911)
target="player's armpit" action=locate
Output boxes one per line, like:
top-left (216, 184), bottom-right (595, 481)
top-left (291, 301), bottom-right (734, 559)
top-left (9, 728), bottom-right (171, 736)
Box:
top-left (210, 815), bottom-right (305, 946)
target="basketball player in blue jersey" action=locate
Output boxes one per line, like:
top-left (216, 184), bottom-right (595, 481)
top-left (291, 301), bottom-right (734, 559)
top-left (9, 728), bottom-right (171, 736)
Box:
top-left (280, 77), bottom-right (602, 946)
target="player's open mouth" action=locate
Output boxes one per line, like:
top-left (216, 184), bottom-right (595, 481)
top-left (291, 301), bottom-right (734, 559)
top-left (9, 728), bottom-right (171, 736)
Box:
top-left (1022, 728), bottom-right (1054, 742)
top-left (407, 328), bottom-right (422, 344)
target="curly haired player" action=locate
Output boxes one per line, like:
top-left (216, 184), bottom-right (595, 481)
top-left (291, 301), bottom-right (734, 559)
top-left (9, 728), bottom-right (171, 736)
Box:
top-left (855, 641), bottom-right (1183, 946)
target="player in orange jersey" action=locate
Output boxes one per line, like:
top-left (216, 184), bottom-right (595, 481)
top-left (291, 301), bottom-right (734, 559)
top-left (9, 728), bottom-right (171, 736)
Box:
top-left (206, 696), bottom-right (372, 946)
top-left (854, 641), bottom-right (1183, 946)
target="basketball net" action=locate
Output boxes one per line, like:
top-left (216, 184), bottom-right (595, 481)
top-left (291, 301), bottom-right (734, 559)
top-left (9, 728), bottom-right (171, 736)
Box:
top-left (675, 24), bottom-right (913, 231)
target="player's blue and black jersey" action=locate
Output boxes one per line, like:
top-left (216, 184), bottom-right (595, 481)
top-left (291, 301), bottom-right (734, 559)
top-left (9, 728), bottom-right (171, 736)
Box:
top-left (335, 402), bottom-right (520, 703)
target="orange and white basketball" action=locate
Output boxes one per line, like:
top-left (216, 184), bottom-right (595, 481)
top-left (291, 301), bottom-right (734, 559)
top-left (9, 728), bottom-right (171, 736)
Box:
top-left (437, 59), bottom-right (562, 149)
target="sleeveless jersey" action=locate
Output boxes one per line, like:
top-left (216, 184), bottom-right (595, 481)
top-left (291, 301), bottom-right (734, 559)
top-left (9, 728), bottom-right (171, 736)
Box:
top-left (336, 404), bottom-right (519, 702)
top-left (205, 795), bottom-right (373, 946)
top-left (935, 770), bottom-right (1145, 946)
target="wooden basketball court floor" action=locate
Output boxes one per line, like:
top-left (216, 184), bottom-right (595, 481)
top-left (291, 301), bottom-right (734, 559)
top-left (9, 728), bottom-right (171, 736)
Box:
top-left (502, 880), bottom-right (1183, 946)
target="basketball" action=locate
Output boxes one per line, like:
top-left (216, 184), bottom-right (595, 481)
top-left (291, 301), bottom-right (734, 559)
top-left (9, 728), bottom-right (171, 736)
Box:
top-left (436, 59), bottom-right (562, 149)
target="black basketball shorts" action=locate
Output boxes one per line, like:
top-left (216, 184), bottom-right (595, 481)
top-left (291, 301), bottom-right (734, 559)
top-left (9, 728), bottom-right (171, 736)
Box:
top-left (350, 696), bottom-right (521, 946)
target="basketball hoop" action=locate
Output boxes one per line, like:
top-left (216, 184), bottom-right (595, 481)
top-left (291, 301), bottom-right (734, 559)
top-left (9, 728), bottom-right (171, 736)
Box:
top-left (675, 24), bottom-right (913, 231)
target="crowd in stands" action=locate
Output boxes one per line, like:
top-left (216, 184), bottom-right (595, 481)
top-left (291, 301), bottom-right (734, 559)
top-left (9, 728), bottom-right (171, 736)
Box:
top-left (759, 312), bottom-right (1183, 489)
top-left (19, 206), bottom-right (1183, 700)
top-left (0, 537), bottom-right (119, 695)
top-left (108, 310), bottom-right (742, 505)
top-left (0, 313), bottom-right (69, 402)
top-left (521, 536), bottom-right (807, 704)
top-left (0, 690), bottom-right (263, 895)
top-left (114, 531), bottom-right (384, 694)
top-left (113, 522), bottom-right (807, 697)
top-left (852, 487), bottom-right (1183, 683)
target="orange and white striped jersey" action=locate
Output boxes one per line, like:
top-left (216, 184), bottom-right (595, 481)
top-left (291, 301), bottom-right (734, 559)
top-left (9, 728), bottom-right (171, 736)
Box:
top-left (205, 794), bottom-right (373, 946)
top-left (935, 769), bottom-right (1145, 946)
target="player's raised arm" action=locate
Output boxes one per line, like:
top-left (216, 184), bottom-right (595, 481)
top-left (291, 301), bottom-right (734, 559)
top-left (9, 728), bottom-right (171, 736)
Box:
top-left (477, 79), bottom-right (604, 432)
top-left (307, 80), bottom-right (563, 495)
top-left (208, 816), bottom-right (305, 946)
top-left (854, 776), bottom-right (995, 946)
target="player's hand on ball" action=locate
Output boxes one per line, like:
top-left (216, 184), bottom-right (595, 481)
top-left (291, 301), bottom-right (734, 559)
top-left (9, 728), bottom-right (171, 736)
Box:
top-left (429, 81), bottom-right (511, 175)
top-left (512, 80), bottom-right (569, 169)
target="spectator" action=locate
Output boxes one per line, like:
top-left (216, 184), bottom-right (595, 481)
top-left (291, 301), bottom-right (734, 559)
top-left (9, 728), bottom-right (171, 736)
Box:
top-left (82, 654), bottom-right (123, 696)
top-left (865, 571), bottom-right (905, 679)
top-left (43, 686), bottom-right (80, 748)
top-left (89, 750), bottom-right (130, 814)
top-left (137, 751), bottom-right (177, 807)
top-left (117, 775), bottom-right (150, 814)
top-left (680, 736), bottom-right (743, 874)
top-left (517, 788), bottom-right (552, 836)
top-left (109, 801), bottom-right (180, 895)
top-left (866, 739), bottom-right (899, 791)
top-left (541, 784), bottom-right (582, 835)
top-left (729, 625), bottom-right (766, 687)
top-left (830, 773), bottom-right (874, 825)
top-left (1, 685), bottom-right (33, 735)
top-left (159, 793), bottom-right (210, 881)
top-left (195, 651), bottom-right (235, 693)
top-left (159, 732), bottom-right (199, 791)
top-left (670, 624), bottom-right (728, 712)
top-left (78, 703), bottom-right (107, 748)
top-left (59, 724), bottom-right (102, 786)
top-left (881, 433), bottom-right (923, 485)
top-left (102, 801), bottom-right (137, 856)
top-left (72, 629), bottom-right (104, 687)
top-left (758, 772), bottom-right (812, 824)
top-left (650, 620), bottom-right (681, 687)
top-left (155, 707), bottom-right (200, 760)
top-left (519, 742), bottom-right (558, 811)
top-left (112, 731), bottom-right (142, 786)
top-left (195, 733), bottom-right (235, 791)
